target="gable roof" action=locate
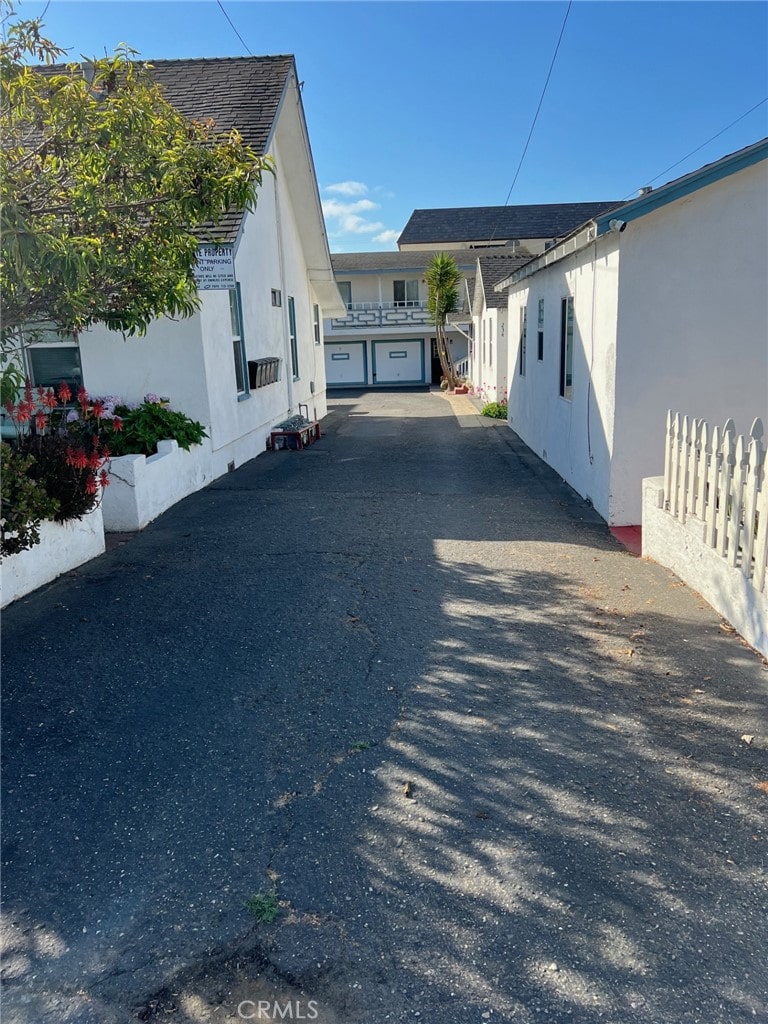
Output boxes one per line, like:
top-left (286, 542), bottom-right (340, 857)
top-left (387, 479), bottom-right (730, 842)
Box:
top-left (331, 249), bottom-right (478, 274)
top-left (146, 57), bottom-right (294, 244)
top-left (474, 252), bottom-right (534, 310)
top-left (146, 56), bottom-right (294, 150)
top-left (39, 56), bottom-right (295, 244)
top-left (398, 202), bottom-right (622, 247)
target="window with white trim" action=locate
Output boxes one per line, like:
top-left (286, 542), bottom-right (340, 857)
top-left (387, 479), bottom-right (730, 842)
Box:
top-left (559, 296), bottom-right (574, 400)
top-left (519, 306), bottom-right (527, 376)
top-left (537, 298), bottom-right (544, 361)
top-left (393, 279), bottom-right (418, 307)
top-left (337, 281), bottom-right (352, 308)
top-left (229, 285), bottom-right (249, 396)
top-left (288, 296), bottom-right (299, 380)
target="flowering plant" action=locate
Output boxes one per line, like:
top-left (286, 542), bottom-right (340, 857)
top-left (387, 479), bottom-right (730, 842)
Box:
top-left (1, 380), bottom-right (113, 555)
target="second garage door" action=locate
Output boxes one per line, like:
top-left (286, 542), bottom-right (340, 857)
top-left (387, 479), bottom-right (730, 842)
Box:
top-left (372, 340), bottom-right (425, 385)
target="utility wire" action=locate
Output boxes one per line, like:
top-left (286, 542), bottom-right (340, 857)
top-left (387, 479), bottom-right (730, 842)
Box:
top-left (501, 0), bottom-right (572, 209)
top-left (216, 0), bottom-right (253, 57)
top-left (39, 1), bottom-right (51, 20)
top-left (622, 96), bottom-right (768, 200)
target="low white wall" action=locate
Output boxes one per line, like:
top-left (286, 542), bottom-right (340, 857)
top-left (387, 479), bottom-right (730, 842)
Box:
top-left (103, 439), bottom-right (214, 532)
top-left (1, 507), bottom-right (105, 608)
top-left (642, 476), bottom-right (768, 657)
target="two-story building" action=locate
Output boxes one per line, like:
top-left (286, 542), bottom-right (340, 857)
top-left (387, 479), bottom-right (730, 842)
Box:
top-left (323, 250), bottom-right (475, 388)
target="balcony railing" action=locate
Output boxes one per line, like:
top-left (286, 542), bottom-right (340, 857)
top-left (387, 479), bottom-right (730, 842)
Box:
top-left (329, 301), bottom-right (442, 331)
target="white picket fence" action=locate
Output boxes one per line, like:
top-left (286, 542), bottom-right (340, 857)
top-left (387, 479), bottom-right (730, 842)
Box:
top-left (662, 412), bottom-right (767, 596)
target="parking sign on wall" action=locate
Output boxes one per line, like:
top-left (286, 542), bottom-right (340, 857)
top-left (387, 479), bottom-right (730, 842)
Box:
top-left (194, 246), bottom-right (236, 290)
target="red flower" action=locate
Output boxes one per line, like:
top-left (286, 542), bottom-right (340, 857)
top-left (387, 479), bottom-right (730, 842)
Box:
top-left (85, 474), bottom-right (98, 495)
top-left (71, 448), bottom-right (89, 470)
top-left (4, 400), bottom-right (14, 416)
top-left (77, 386), bottom-right (88, 404)
top-left (15, 401), bottom-right (32, 424)
top-left (42, 389), bottom-right (58, 409)
top-left (92, 399), bottom-right (104, 419)
top-left (35, 412), bottom-right (47, 433)
top-left (57, 382), bottom-right (72, 403)
top-left (36, 386), bottom-right (46, 402)
top-left (89, 451), bottom-right (102, 470)
top-left (65, 445), bottom-right (75, 466)
top-left (111, 416), bottom-right (123, 432)
top-left (101, 446), bottom-right (111, 460)
top-left (24, 378), bottom-right (33, 404)
top-left (99, 469), bottom-right (110, 488)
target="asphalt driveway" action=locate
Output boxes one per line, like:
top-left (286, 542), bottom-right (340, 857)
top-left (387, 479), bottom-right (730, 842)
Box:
top-left (2, 389), bottom-right (766, 1024)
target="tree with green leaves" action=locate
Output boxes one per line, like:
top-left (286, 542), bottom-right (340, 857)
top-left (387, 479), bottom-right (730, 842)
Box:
top-left (0, 2), bottom-right (273, 349)
top-left (425, 252), bottom-right (462, 390)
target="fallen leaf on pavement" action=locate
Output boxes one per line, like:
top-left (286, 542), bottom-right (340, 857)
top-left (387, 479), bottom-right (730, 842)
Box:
top-left (741, 735), bottom-right (754, 745)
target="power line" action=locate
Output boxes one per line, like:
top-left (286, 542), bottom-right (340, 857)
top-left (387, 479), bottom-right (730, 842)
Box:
top-left (501, 0), bottom-right (572, 208)
top-left (216, 0), bottom-right (253, 57)
top-left (622, 96), bottom-right (768, 200)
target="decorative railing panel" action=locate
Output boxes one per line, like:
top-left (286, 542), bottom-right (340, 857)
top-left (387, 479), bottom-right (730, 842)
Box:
top-left (328, 304), bottom-right (437, 330)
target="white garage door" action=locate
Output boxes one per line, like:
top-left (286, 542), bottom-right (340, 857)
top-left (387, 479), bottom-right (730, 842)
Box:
top-left (325, 342), bottom-right (367, 386)
top-left (372, 340), bottom-right (425, 385)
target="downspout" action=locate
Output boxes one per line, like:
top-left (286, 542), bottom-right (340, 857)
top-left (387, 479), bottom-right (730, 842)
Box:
top-left (273, 172), bottom-right (294, 415)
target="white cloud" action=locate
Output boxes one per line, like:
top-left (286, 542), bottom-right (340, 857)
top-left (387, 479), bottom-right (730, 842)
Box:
top-left (321, 181), bottom-right (398, 248)
top-left (324, 181), bottom-right (369, 197)
top-left (373, 229), bottom-right (400, 244)
top-left (321, 198), bottom-right (378, 218)
top-left (340, 214), bottom-right (385, 235)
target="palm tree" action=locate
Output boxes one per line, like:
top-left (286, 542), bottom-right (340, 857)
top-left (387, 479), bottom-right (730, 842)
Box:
top-left (425, 253), bottom-right (461, 390)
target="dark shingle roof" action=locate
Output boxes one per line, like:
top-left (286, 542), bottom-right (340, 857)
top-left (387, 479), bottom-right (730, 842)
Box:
top-left (476, 252), bottom-right (535, 308)
top-left (331, 249), bottom-right (478, 273)
top-left (398, 202), bottom-right (622, 246)
top-left (39, 56), bottom-right (295, 243)
top-left (149, 57), bottom-right (293, 242)
top-left (145, 56), bottom-right (293, 151)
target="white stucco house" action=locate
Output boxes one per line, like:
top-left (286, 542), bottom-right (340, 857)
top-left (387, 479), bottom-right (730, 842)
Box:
top-left (323, 250), bottom-right (475, 388)
top-left (498, 138), bottom-right (768, 527)
top-left (21, 56), bottom-right (344, 479)
top-left (469, 253), bottom-right (534, 401)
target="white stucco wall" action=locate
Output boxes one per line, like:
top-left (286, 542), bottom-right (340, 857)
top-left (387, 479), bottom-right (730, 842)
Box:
top-left (270, 131), bottom-right (328, 421)
top-left (102, 439), bottom-right (214, 532)
top-left (612, 160), bottom-right (768, 524)
top-left (642, 477), bottom-right (768, 657)
top-left (472, 308), bottom-right (508, 401)
top-left (1, 507), bottom-right (105, 608)
top-left (506, 236), bottom-right (621, 521)
top-left (79, 314), bottom-right (210, 429)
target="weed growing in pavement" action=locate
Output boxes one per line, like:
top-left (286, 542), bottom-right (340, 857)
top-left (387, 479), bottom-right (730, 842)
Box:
top-left (244, 889), bottom-right (279, 924)
top-left (349, 740), bottom-right (372, 752)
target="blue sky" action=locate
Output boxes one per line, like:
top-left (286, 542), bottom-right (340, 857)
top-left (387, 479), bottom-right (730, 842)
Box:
top-left (21, 1), bottom-right (768, 251)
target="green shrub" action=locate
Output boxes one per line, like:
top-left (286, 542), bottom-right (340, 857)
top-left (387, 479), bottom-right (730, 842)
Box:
top-left (480, 400), bottom-right (508, 420)
top-left (107, 401), bottom-right (207, 458)
top-left (1, 442), bottom-right (60, 555)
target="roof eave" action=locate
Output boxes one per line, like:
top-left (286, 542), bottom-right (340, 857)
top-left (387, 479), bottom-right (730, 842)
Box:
top-left (594, 137), bottom-right (768, 233)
